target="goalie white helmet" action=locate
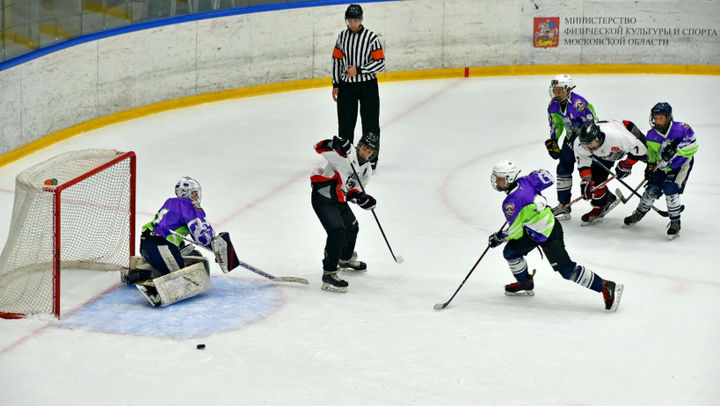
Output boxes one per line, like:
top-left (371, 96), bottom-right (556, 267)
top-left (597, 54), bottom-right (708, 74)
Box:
top-left (548, 74), bottom-right (576, 102)
top-left (491, 161), bottom-right (521, 192)
top-left (175, 176), bottom-right (202, 208)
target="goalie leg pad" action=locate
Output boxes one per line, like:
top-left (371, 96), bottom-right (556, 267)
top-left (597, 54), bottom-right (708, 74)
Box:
top-left (183, 255), bottom-right (210, 275)
top-left (125, 256), bottom-right (162, 284)
top-left (211, 232), bottom-right (240, 273)
top-left (153, 262), bottom-right (211, 306)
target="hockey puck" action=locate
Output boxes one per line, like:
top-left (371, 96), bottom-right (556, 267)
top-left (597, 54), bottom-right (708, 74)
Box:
top-left (196, 344), bottom-right (206, 350)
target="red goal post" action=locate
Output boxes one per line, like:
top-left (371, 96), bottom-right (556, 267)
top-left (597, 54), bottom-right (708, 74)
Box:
top-left (0, 149), bottom-right (136, 319)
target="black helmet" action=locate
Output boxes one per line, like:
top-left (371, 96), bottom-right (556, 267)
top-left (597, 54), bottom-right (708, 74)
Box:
top-left (358, 130), bottom-right (379, 151)
top-left (345, 4), bottom-right (363, 19)
top-left (650, 102), bottom-right (673, 132)
top-left (579, 122), bottom-right (604, 148)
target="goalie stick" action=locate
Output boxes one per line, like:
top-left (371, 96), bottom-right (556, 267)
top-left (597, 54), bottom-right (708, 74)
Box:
top-left (592, 158), bottom-right (669, 217)
top-left (434, 221), bottom-right (508, 311)
top-left (171, 231), bottom-right (309, 285)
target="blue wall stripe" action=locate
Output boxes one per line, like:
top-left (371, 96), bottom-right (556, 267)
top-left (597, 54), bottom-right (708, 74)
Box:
top-left (0, 0), bottom-right (402, 72)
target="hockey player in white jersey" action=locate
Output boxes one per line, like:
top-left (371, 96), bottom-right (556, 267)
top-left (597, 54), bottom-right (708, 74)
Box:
top-left (574, 120), bottom-right (647, 225)
top-left (310, 131), bottom-right (378, 293)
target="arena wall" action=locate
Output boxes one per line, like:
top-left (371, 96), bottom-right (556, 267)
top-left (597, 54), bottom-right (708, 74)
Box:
top-left (1, 0), bottom-right (718, 161)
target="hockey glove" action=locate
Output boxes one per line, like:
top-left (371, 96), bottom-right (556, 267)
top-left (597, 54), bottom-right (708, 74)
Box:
top-left (665, 169), bottom-right (678, 183)
top-left (615, 159), bottom-right (633, 180)
top-left (660, 143), bottom-right (677, 162)
top-left (580, 177), bottom-right (594, 200)
top-left (544, 138), bottom-right (561, 160)
top-left (347, 191), bottom-right (377, 210)
top-left (488, 231), bottom-right (507, 248)
top-left (644, 165), bottom-right (656, 182)
top-left (332, 136), bottom-right (352, 157)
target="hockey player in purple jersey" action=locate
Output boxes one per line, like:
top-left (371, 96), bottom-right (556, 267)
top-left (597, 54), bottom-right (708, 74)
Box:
top-left (487, 161), bottom-right (623, 311)
top-left (574, 120), bottom-right (647, 225)
top-left (623, 102), bottom-right (697, 239)
top-left (544, 74), bottom-right (598, 220)
top-left (122, 177), bottom-right (221, 306)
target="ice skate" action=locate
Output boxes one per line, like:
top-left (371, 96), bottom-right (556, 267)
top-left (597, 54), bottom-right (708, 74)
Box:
top-left (338, 251), bottom-right (367, 273)
top-left (581, 194), bottom-right (619, 226)
top-left (667, 219), bottom-right (681, 240)
top-left (602, 280), bottom-right (623, 312)
top-left (504, 279), bottom-right (534, 296)
top-left (622, 209), bottom-right (647, 228)
top-left (321, 271), bottom-right (348, 293)
top-left (553, 203), bottom-right (571, 221)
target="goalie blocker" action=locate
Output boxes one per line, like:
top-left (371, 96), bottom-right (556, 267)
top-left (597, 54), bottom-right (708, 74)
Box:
top-left (211, 232), bottom-right (240, 273)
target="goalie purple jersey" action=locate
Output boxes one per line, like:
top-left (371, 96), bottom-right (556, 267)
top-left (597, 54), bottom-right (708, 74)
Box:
top-left (142, 197), bottom-right (215, 247)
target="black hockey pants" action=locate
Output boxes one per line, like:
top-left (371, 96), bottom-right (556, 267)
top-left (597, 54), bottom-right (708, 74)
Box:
top-left (311, 191), bottom-right (359, 272)
top-left (503, 221), bottom-right (574, 275)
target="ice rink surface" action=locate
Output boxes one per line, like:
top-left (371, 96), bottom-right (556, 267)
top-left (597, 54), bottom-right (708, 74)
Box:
top-left (1, 75), bottom-right (719, 405)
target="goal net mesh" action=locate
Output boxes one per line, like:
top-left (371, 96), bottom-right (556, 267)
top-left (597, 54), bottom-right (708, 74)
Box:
top-left (0, 149), bottom-right (134, 317)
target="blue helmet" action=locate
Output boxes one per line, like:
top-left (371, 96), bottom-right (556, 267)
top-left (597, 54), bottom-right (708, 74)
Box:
top-left (650, 102), bottom-right (673, 132)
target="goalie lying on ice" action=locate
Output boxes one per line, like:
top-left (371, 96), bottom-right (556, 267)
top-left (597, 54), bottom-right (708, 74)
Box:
top-left (121, 176), bottom-right (238, 307)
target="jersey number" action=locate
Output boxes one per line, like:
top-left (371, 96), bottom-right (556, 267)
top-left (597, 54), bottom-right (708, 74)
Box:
top-left (151, 209), bottom-right (169, 225)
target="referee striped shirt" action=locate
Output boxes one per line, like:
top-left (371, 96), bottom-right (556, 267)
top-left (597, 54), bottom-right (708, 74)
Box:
top-left (332, 26), bottom-right (385, 87)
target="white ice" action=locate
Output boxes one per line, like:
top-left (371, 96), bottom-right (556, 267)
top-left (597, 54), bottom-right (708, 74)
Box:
top-left (1, 75), bottom-right (719, 405)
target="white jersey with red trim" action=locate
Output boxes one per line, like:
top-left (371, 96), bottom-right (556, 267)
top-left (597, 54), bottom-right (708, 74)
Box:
top-left (310, 141), bottom-right (372, 202)
top-left (573, 120), bottom-right (647, 168)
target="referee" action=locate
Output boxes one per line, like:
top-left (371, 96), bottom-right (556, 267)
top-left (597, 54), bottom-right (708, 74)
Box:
top-left (331, 3), bottom-right (385, 170)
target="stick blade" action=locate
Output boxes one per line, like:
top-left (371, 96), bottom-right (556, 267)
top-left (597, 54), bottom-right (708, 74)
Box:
top-left (433, 302), bottom-right (447, 311)
top-left (394, 255), bottom-right (404, 264)
top-left (615, 189), bottom-right (628, 203)
top-left (277, 276), bottom-right (310, 285)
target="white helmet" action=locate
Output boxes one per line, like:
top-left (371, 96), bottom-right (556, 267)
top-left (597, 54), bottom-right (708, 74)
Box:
top-left (491, 161), bottom-right (521, 191)
top-left (548, 74), bottom-right (575, 102)
top-left (175, 176), bottom-right (202, 208)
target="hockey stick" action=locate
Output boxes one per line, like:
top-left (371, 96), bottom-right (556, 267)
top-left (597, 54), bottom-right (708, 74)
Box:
top-left (591, 158), bottom-right (669, 217)
top-left (616, 179), bottom-right (646, 204)
top-left (171, 231), bottom-right (309, 285)
top-left (615, 161), bottom-right (661, 204)
top-left (552, 176), bottom-right (615, 215)
top-left (433, 221), bottom-right (508, 311)
top-left (348, 161), bottom-right (404, 264)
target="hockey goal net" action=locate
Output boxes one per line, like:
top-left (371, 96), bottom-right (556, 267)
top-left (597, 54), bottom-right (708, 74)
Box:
top-left (0, 149), bottom-right (135, 319)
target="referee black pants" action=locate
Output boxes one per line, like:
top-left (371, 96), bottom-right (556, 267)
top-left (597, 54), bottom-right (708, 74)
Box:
top-left (337, 79), bottom-right (380, 163)
top-left (311, 191), bottom-right (359, 272)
